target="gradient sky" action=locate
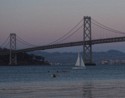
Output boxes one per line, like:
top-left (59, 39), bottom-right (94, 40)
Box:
top-left (0, 0), bottom-right (125, 52)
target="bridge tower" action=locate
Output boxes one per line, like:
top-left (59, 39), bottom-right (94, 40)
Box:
top-left (9, 33), bottom-right (17, 65)
top-left (83, 16), bottom-right (95, 65)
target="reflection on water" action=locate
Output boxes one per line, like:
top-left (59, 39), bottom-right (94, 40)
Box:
top-left (1, 80), bottom-right (125, 98)
top-left (82, 81), bottom-right (93, 98)
top-left (0, 65), bottom-right (125, 98)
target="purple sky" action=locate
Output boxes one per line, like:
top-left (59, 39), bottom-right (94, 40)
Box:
top-left (0, 0), bottom-right (125, 52)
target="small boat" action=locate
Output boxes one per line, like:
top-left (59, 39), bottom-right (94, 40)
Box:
top-left (72, 53), bottom-right (86, 69)
top-left (51, 74), bottom-right (56, 78)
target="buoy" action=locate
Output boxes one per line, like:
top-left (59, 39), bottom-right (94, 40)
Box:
top-left (51, 74), bottom-right (56, 78)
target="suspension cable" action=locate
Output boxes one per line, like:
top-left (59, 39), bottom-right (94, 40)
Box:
top-left (16, 35), bottom-right (37, 47)
top-left (49, 18), bottom-right (83, 45)
top-left (56, 25), bottom-right (83, 43)
top-left (3, 41), bottom-right (9, 49)
top-left (16, 39), bottom-right (35, 47)
top-left (0, 36), bottom-right (10, 48)
top-left (92, 18), bottom-right (125, 35)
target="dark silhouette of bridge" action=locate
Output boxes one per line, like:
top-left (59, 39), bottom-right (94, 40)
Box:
top-left (16, 36), bottom-right (125, 52)
top-left (1, 16), bottom-right (125, 65)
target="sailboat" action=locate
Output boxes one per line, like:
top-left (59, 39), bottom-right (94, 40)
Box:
top-left (72, 53), bottom-right (86, 69)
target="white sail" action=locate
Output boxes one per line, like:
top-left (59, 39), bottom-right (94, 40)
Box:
top-left (80, 57), bottom-right (85, 67)
top-left (75, 53), bottom-right (80, 66)
top-left (73, 53), bottom-right (86, 69)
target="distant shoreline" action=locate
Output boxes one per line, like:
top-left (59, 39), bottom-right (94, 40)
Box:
top-left (0, 63), bottom-right (50, 66)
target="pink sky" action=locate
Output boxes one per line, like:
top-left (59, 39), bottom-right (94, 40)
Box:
top-left (0, 0), bottom-right (125, 51)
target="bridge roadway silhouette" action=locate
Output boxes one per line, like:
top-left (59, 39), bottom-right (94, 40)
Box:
top-left (16, 36), bottom-right (125, 53)
top-left (1, 36), bottom-right (125, 55)
top-left (1, 16), bottom-right (125, 65)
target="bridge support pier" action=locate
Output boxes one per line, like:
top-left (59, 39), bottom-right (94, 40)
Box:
top-left (9, 33), bottom-right (17, 65)
top-left (83, 16), bottom-right (95, 65)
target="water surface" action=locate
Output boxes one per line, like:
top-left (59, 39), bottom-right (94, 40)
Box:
top-left (0, 64), bottom-right (125, 98)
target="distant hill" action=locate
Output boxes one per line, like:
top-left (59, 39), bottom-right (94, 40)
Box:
top-left (0, 48), bottom-right (50, 65)
top-left (93, 50), bottom-right (125, 64)
top-left (29, 51), bottom-right (77, 65)
top-left (30, 50), bottom-right (125, 65)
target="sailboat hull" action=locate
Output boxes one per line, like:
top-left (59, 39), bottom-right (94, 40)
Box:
top-left (85, 63), bottom-right (96, 66)
top-left (72, 66), bottom-right (86, 69)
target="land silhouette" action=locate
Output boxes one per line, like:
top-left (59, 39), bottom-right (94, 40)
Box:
top-left (0, 48), bottom-right (50, 65)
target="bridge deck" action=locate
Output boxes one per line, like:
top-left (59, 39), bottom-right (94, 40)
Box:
top-left (16, 36), bottom-right (125, 53)
top-left (0, 36), bottom-right (125, 54)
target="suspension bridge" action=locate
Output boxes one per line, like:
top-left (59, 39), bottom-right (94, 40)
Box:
top-left (1, 16), bottom-right (125, 65)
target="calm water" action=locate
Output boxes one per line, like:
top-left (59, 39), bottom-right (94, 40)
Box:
top-left (0, 64), bottom-right (125, 83)
top-left (0, 64), bottom-right (125, 98)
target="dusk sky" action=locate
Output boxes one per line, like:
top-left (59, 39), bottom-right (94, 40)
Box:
top-left (0, 0), bottom-right (125, 52)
